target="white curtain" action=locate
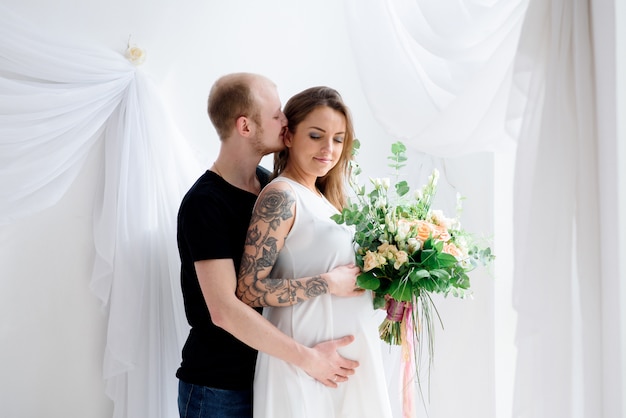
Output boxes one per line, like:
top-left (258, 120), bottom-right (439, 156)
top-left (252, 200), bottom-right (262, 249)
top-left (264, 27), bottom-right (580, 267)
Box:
top-left (509, 0), bottom-right (601, 416)
top-left (344, 0), bottom-right (529, 157)
top-left (0, 4), bottom-right (202, 417)
top-left (345, 0), bottom-right (604, 417)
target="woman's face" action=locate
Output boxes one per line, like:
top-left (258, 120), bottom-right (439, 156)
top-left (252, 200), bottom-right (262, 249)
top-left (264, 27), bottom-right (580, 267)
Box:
top-left (285, 106), bottom-right (346, 179)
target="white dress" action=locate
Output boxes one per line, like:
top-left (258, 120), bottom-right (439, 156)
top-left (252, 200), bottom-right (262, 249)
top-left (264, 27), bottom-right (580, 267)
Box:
top-left (253, 177), bottom-right (393, 418)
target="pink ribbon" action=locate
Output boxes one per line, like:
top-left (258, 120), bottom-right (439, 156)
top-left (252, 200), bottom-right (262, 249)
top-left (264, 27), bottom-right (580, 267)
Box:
top-left (386, 298), bottom-right (407, 322)
top-left (401, 303), bottom-right (415, 418)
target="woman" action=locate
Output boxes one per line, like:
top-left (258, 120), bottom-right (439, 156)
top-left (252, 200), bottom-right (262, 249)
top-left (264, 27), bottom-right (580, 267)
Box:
top-left (237, 86), bottom-right (393, 417)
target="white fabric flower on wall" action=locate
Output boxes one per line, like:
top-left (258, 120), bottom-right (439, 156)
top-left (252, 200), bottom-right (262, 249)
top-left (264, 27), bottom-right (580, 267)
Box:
top-left (125, 36), bottom-right (146, 65)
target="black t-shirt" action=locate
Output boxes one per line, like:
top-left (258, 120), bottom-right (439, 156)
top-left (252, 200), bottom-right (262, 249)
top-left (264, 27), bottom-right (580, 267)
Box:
top-left (176, 167), bottom-right (270, 390)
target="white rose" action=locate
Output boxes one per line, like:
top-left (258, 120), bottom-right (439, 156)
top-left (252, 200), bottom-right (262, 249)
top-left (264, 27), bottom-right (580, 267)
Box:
top-left (125, 45), bottom-right (146, 65)
top-left (395, 219), bottom-right (412, 241)
top-left (407, 238), bottom-right (421, 253)
top-left (385, 213), bottom-right (396, 233)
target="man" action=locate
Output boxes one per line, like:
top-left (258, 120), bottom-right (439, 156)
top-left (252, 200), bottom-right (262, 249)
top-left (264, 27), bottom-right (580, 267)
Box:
top-left (176, 73), bottom-right (362, 417)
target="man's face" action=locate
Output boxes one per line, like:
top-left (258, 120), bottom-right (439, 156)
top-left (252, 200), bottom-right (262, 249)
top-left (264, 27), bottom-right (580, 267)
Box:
top-left (251, 81), bottom-right (287, 155)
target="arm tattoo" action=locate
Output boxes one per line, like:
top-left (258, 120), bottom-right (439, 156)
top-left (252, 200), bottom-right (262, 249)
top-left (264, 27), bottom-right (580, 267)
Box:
top-left (239, 188), bottom-right (295, 306)
top-left (304, 275), bottom-right (328, 298)
top-left (250, 189), bottom-right (295, 230)
top-left (239, 188), bottom-right (330, 306)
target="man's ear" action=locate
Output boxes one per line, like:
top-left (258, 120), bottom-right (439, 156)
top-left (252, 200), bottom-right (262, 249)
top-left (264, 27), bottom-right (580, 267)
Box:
top-left (235, 116), bottom-right (252, 137)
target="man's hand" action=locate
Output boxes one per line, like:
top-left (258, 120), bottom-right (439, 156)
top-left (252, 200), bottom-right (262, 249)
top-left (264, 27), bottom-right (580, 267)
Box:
top-left (324, 264), bottom-right (365, 297)
top-left (302, 335), bottom-right (360, 388)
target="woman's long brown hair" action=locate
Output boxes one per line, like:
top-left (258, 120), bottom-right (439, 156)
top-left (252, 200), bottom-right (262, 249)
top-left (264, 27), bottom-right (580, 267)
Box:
top-left (273, 86), bottom-right (355, 211)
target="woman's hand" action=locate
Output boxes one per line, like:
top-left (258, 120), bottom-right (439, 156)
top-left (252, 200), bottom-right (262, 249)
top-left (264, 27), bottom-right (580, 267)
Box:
top-left (324, 264), bottom-right (365, 297)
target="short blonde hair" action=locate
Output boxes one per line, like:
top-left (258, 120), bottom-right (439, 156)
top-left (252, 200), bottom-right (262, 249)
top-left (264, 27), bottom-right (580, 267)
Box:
top-left (207, 73), bottom-right (270, 140)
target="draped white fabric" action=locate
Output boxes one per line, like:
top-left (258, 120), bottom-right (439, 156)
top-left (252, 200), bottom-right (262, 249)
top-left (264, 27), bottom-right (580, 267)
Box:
top-left (510, 0), bottom-right (601, 416)
top-left (0, 4), bottom-right (201, 417)
top-left (345, 0), bottom-right (605, 417)
top-left (343, 0), bottom-right (529, 157)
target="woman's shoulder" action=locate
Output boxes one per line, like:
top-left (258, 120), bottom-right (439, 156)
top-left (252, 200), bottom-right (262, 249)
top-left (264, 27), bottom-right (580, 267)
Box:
top-left (262, 176), bottom-right (303, 196)
top-left (264, 177), bottom-right (295, 192)
top-left (257, 177), bottom-right (298, 207)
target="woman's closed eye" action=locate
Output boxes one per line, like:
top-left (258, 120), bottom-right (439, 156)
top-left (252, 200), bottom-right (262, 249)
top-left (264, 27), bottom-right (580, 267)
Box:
top-left (308, 133), bottom-right (344, 143)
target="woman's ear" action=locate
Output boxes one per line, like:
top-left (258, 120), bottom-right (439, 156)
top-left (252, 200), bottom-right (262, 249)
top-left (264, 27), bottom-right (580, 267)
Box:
top-left (284, 130), bottom-right (293, 147)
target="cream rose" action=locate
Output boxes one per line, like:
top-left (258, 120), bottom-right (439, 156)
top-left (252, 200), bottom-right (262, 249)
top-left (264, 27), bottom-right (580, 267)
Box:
top-left (377, 243), bottom-right (398, 259)
top-left (393, 250), bottom-right (409, 269)
top-left (432, 225), bottom-right (451, 242)
top-left (430, 209), bottom-right (454, 230)
top-left (442, 242), bottom-right (463, 259)
top-left (125, 45), bottom-right (146, 65)
top-left (363, 250), bottom-right (387, 272)
top-left (416, 220), bottom-right (433, 242)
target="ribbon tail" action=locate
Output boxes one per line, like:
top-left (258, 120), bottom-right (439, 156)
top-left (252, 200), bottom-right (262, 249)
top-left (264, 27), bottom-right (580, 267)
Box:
top-left (401, 304), bottom-right (415, 418)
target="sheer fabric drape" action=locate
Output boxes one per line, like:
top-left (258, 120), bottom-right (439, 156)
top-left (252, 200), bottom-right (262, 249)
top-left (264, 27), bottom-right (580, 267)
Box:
top-left (509, 1), bottom-right (601, 416)
top-left (0, 4), bottom-right (201, 417)
top-left (344, 0), bottom-right (528, 157)
top-left (345, 0), bottom-right (603, 417)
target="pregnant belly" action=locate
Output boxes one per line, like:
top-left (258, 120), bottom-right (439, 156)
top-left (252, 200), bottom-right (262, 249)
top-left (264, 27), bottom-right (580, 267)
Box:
top-left (264, 291), bottom-right (377, 349)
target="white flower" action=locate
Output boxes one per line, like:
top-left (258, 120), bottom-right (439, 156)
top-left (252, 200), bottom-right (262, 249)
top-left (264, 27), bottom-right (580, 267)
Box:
top-left (395, 218), bottom-right (412, 241)
top-left (407, 238), bottom-right (422, 253)
top-left (385, 212), bottom-right (396, 234)
top-left (430, 169), bottom-right (440, 184)
top-left (125, 41), bottom-right (146, 65)
top-left (381, 178), bottom-right (390, 190)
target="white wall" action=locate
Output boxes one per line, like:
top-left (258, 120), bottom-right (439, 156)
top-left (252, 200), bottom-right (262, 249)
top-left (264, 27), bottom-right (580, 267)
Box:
top-left (0, 1), bottom-right (504, 417)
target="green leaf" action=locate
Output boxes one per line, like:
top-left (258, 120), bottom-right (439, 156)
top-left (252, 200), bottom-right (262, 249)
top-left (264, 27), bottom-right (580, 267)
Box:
top-left (420, 249), bottom-right (438, 267)
top-left (453, 272), bottom-right (471, 289)
top-left (409, 269), bottom-right (430, 283)
top-left (372, 293), bottom-right (387, 309)
top-left (387, 278), bottom-right (413, 302)
top-left (417, 277), bottom-right (437, 292)
top-left (356, 271), bottom-right (381, 290)
top-left (395, 180), bottom-right (410, 197)
top-left (390, 141), bottom-right (406, 154)
top-left (436, 252), bottom-right (459, 268)
top-left (330, 213), bottom-right (343, 224)
top-left (430, 269), bottom-right (451, 282)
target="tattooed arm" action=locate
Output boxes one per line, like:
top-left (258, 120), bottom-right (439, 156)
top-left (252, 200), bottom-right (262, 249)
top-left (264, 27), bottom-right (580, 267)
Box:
top-left (237, 181), bottom-right (362, 308)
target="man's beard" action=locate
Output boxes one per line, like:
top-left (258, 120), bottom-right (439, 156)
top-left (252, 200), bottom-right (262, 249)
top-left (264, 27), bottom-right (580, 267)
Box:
top-left (252, 125), bottom-right (284, 155)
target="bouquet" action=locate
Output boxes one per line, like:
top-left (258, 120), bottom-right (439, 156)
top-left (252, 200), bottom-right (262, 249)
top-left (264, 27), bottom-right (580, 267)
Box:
top-left (332, 141), bottom-right (494, 400)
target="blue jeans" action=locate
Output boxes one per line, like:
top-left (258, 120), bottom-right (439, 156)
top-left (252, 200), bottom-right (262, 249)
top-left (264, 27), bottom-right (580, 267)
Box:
top-left (178, 380), bottom-right (252, 418)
